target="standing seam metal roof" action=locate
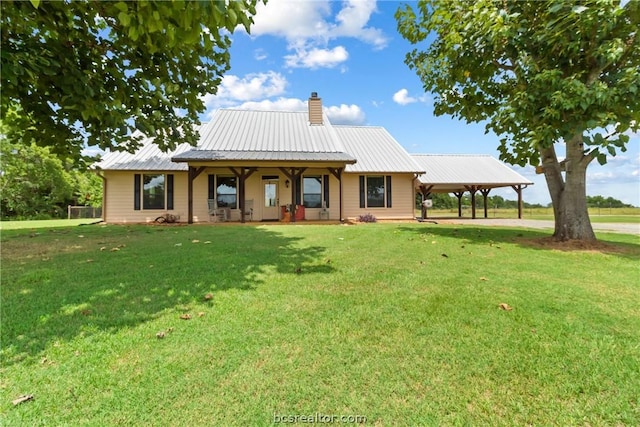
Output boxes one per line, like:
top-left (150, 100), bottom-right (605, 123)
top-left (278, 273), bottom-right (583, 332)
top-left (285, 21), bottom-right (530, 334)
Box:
top-left (96, 109), bottom-right (423, 173)
top-left (412, 154), bottom-right (533, 186)
top-left (335, 126), bottom-right (425, 173)
top-left (197, 109), bottom-right (348, 153)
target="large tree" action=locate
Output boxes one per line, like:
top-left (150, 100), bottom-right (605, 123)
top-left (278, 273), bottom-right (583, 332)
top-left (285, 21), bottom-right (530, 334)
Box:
top-left (1, 0), bottom-right (262, 163)
top-left (396, 0), bottom-right (639, 241)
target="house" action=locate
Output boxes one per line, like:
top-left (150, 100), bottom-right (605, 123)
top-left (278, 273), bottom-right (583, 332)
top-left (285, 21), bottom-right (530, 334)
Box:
top-left (95, 93), bottom-right (426, 223)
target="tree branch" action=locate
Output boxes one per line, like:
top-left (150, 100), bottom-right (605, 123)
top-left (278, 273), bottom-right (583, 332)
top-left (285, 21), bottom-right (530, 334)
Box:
top-left (493, 59), bottom-right (515, 71)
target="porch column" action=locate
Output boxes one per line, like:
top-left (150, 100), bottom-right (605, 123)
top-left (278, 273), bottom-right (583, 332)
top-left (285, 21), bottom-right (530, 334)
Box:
top-left (230, 167), bottom-right (257, 223)
top-left (419, 185), bottom-right (434, 219)
top-left (454, 192), bottom-right (464, 217)
top-left (465, 185), bottom-right (479, 219)
top-left (480, 188), bottom-right (491, 218)
top-left (327, 167), bottom-right (343, 222)
top-left (512, 185), bottom-right (523, 219)
top-left (187, 166), bottom-right (205, 224)
top-left (278, 167), bottom-right (307, 223)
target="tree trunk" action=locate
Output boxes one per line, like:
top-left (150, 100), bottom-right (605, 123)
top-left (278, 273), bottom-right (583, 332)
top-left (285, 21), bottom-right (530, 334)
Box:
top-left (539, 135), bottom-right (596, 242)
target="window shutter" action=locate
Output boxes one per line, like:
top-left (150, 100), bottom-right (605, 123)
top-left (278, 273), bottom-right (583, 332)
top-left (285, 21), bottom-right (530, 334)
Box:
top-left (323, 174), bottom-right (329, 208)
top-left (134, 174), bottom-right (141, 210)
top-left (359, 176), bottom-right (365, 208)
top-left (386, 175), bottom-right (392, 208)
top-left (167, 174), bottom-right (174, 210)
top-left (295, 176), bottom-right (302, 205)
top-left (208, 174), bottom-right (215, 200)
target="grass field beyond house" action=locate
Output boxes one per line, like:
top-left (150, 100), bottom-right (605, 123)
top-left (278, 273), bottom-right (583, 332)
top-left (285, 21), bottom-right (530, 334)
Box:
top-left (1, 223), bottom-right (639, 426)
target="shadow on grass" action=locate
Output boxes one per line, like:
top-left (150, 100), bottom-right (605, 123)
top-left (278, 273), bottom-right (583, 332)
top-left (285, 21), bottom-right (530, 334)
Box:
top-left (1, 224), bottom-right (333, 365)
top-left (399, 223), bottom-right (640, 260)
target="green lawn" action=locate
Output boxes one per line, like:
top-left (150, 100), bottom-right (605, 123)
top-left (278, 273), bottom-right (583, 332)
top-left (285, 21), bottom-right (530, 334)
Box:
top-left (0, 218), bottom-right (102, 230)
top-left (2, 223), bottom-right (639, 425)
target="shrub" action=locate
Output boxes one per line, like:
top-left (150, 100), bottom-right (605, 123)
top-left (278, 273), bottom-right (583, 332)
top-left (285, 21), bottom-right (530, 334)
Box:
top-left (358, 213), bottom-right (377, 223)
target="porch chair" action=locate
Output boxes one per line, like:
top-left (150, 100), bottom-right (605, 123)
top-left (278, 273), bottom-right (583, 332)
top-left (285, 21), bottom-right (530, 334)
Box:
top-left (243, 199), bottom-right (254, 221)
top-left (319, 200), bottom-right (329, 220)
top-left (208, 199), bottom-right (227, 222)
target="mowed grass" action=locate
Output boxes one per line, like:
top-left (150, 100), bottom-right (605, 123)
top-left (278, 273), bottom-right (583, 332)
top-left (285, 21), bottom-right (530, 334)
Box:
top-left (1, 223), bottom-right (639, 426)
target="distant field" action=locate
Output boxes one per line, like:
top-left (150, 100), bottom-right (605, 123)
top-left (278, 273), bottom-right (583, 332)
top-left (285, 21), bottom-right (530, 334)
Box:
top-left (422, 207), bottom-right (640, 223)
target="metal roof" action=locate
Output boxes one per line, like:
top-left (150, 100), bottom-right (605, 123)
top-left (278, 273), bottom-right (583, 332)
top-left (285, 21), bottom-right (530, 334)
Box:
top-left (198, 109), bottom-right (347, 153)
top-left (96, 109), bottom-right (421, 173)
top-left (94, 130), bottom-right (194, 171)
top-left (334, 126), bottom-right (425, 173)
top-left (412, 154), bottom-right (533, 190)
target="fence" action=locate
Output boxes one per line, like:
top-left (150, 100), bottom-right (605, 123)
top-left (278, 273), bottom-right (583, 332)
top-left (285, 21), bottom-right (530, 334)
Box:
top-left (68, 205), bottom-right (103, 219)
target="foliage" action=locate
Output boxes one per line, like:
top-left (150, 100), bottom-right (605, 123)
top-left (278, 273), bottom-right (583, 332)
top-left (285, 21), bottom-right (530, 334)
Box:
top-left (396, 0), bottom-right (640, 241)
top-left (0, 134), bottom-right (73, 219)
top-left (1, 224), bottom-right (639, 425)
top-left (396, 0), bottom-right (639, 167)
top-left (357, 213), bottom-right (377, 223)
top-left (1, 0), bottom-right (262, 163)
top-left (586, 195), bottom-right (633, 208)
top-left (0, 117), bottom-right (102, 219)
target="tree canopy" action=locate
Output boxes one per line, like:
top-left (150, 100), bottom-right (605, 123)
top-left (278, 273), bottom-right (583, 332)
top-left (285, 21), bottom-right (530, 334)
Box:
top-left (1, 110), bottom-right (103, 219)
top-left (396, 0), bottom-right (640, 240)
top-left (1, 0), bottom-right (262, 163)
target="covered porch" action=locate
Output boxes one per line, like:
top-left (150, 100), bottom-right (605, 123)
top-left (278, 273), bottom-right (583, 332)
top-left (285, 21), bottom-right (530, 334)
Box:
top-left (171, 154), bottom-right (355, 224)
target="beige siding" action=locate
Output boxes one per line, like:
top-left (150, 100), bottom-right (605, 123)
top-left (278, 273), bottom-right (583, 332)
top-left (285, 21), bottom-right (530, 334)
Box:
top-left (104, 169), bottom-right (416, 223)
top-left (342, 173), bottom-right (416, 221)
top-left (103, 171), bottom-right (189, 223)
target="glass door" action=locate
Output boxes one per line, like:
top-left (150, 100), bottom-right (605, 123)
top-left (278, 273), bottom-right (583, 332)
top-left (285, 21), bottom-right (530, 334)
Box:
top-left (263, 180), bottom-right (279, 220)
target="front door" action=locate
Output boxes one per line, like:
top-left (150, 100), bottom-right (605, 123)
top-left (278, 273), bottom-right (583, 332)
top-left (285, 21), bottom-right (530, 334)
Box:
top-left (263, 179), bottom-right (279, 220)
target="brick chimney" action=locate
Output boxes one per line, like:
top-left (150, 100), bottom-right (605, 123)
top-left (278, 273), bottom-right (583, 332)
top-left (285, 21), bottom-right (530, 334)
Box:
top-left (308, 92), bottom-right (323, 125)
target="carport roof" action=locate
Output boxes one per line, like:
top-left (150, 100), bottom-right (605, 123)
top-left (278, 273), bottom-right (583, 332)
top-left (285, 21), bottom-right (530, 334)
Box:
top-left (412, 154), bottom-right (533, 192)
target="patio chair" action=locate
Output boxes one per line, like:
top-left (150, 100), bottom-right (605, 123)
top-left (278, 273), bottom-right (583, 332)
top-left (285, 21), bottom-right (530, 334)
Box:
top-left (243, 199), bottom-right (254, 221)
top-left (208, 199), bottom-right (227, 222)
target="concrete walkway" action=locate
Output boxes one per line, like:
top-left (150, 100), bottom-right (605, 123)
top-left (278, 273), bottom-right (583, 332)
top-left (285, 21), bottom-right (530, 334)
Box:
top-left (429, 218), bottom-right (640, 235)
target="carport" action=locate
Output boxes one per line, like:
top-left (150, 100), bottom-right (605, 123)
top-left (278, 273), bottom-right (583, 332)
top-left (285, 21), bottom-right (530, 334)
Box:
top-left (412, 154), bottom-right (534, 219)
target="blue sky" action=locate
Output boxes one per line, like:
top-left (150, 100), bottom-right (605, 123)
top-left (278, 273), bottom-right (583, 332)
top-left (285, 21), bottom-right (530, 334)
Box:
top-left (198, 0), bottom-right (639, 206)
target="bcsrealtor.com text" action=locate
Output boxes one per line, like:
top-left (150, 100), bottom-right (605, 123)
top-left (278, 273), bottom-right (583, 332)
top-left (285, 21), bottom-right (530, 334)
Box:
top-left (273, 413), bottom-right (367, 424)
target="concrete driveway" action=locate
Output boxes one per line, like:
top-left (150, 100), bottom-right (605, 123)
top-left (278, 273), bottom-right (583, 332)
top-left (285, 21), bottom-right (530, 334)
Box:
top-left (429, 218), bottom-right (640, 235)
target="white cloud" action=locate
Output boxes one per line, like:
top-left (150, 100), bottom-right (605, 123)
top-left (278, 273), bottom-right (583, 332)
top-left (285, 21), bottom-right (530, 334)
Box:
top-left (325, 104), bottom-right (366, 125)
top-left (234, 97), bottom-right (307, 112)
top-left (254, 49), bottom-right (268, 61)
top-left (224, 98), bottom-right (366, 126)
top-left (200, 72), bottom-right (366, 126)
top-left (201, 71), bottom-right (288, 110)
top-left (250, 0), bottom-right (332, 42)
top-left (333, 0), bottom-right (387, 49)
top-left (247, 0), bottom-right (388, 69)
top-left (393, 88), bottom-right (430, 105)
top-left (218, 72), bottom-right (287, 101)
top-left (284, 46), bottom-right (349, 69)
top-left (393, 88), bottom-right (417, 105)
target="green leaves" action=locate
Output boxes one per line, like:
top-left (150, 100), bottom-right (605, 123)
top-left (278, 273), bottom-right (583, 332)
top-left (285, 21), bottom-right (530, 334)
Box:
top-left (1, 0), bottom-right (265, 161)
top-left (396, 0), bottom-right (640, 167)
